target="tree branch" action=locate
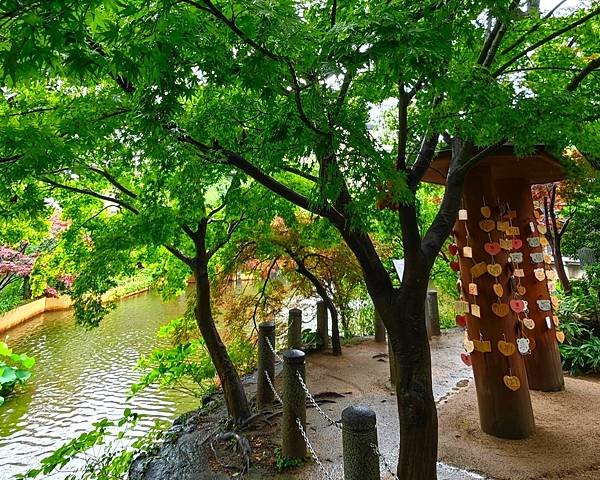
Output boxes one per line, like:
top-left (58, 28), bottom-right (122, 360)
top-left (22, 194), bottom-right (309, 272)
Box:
top-left (182, 0), bottom-right (280, 61)
top-left (566, 56), bottom-right (600, 91)
top-left (164, 244), bottom-right (194, 267)
top-left (493, 7), bottom-right (600, 77)
top-left (280, 164), bottom-right (318, 183)
top-left (88, 166), bottom-right (138, 198)
top-left (330, 0), bottom-right (337, 28)
top-left (407, 135), bottom-right (440, 190)
top-left (39, 177), bottom-right (140, 214)
top-left (501, 0), bottom-right (569, 55)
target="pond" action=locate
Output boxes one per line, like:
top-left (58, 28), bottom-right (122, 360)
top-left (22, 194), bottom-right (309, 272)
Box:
top-left (0, 292), bottom-right (199, 479)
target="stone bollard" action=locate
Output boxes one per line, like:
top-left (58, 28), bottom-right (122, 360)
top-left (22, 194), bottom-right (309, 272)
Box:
top-left (388, 341), bottom-right (397, 385)
top-left (287, 308), bottom-right (303, 350)
top-left (316, 300), bottom-right (329, 350)
top-left (282, 349), bottom-right (307, 459)
top-left (374, 311), bottom-right (386, 343)
top-left (342, 405), bottom-right (380, 480)
top-left (256, 321), bottom-right (276, 409)
top-left (425, 290), bottom-right (441, 338)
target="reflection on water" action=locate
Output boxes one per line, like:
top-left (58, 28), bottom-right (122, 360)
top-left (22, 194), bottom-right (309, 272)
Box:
top-left (0, 292), bottom-right (199, 479)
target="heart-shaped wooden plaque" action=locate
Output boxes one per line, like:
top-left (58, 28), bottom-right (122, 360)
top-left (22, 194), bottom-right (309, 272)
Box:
top-left (460, 352), bottom-right (472, 366)
top-left (497, 340), bottom-right (516, 357)
top-left (484, 242), bottom-right (501, 256)
top-left (487, 263), bottom-right (503, 277)
top-left (479, 219), bottom-right (495, 232)
top-left (492, 302), bottom-right (510, 317)
top-left (510, 299), bottom-right (525, 313)
top-left (503, 375), bottom-right (521, 391)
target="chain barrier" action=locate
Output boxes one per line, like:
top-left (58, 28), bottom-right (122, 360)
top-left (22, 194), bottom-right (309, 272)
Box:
top-left (295, 417), bottom-right (336, 480)
top-left (370, 443), bottom-right (399, 480)
top-left (262, 339), bottom-right (399, 480)
top-left (263, 371), bottom-right (282, 404)
top-left (265, 336), bottom-right (283, 363)
top-left (296, 371), bottom-right (342, 429)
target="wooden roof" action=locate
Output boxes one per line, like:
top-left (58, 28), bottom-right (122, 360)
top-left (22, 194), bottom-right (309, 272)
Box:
top-left (422, 144), bottom-right (566, 185)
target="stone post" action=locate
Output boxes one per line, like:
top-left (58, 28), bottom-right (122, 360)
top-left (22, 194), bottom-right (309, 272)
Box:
top-left (282, 349), bottom-right (307, 459)
top-left (316, 300), bottom-right (329, 350)
top-left (341, 405), bottom-right (380, 480)
top-left (287, 308), bottom-right (302, 350)
top-left (374, 310), bottom-right (386, 343)
top-left (256, 321), bottom-right (276, 409)
top-left (425, 290), bottom-right (441, 337)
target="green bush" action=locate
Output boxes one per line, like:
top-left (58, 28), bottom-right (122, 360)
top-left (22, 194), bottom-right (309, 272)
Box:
top-left (17, 409), bottom-right (164, 480)
top-left (558, 276), bottom-right (600, 374)
top-left (0, 341), bottom-right (35, 407)
top-left (0, 278), bottom-right (25, 314)
top-left (131, 315), bottom-right (257, 399)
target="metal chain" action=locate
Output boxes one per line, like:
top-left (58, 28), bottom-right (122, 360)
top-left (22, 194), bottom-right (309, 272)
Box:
top-left (295, 371), bottom-right (342, 429)
top-left (370, 443), bottom-right (399, 480)
top-left (263, 371), bottom-right (282, 404)
top-left (295, 417), bottom-right (336, 480)
top-left (265, 336), bottom-right (283, 363)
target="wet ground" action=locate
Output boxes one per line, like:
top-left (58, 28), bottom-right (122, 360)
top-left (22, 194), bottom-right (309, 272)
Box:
top-left (269, 330), bottom-right (481, 479)
top-left (231, 330), bottom-right (481, 479)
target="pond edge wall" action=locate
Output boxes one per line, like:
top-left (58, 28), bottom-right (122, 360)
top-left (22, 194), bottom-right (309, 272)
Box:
top-left (0, 288), bottom-right (150, 334)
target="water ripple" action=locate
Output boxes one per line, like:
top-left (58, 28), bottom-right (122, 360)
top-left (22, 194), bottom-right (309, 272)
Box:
top-left (0, 292), bottom-right (198, 480)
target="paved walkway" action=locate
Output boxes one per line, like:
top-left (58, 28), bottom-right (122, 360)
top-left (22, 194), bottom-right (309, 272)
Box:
top-left (265, 330), bottom-right (484, 479)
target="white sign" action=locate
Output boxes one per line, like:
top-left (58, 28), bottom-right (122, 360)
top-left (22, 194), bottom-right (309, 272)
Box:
top-left (393, 259), bottom-right (405, 281)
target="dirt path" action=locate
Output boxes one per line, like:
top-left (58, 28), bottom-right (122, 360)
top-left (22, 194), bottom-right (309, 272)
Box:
top-left (273, 330), bottom-right (480, 480)
top-left (270, 330), bottom-right (600, 480)
top-left (136, 329), bottom-right (600, 479)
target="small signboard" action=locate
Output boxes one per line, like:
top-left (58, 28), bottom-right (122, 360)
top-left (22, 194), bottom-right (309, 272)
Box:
top-left (393, 259), bottom-right (405, 282)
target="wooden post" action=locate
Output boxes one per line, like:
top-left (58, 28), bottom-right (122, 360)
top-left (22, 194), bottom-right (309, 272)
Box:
top-left (454, 167), bottom-right (535, 439)
top-left (496, 179), bottom-right (564, 392)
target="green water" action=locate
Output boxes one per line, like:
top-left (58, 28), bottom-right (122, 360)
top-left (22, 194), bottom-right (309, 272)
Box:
top-left (0, 292), bottom-right (199, 479)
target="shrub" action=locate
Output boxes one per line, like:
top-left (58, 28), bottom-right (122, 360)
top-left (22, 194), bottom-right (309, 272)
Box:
top-left (558, 276), bottom-right (600, 374)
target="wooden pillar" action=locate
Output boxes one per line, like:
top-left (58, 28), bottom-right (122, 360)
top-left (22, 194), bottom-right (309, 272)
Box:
top-left (496, 179), bottom-right (564, 392)
top-left (454, 167), bottom-right (535, 439)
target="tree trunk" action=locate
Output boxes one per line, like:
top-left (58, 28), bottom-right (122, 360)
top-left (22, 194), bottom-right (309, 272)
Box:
top-left (193, 263), bottom-right (251, 424)
top-left (292, 257), bottom-right (342, 355)
top-left (22, 275), bottom-right (32, 300)
top-left (552, 236), bottom-right (572, 294)
top-left (388, 284), bottom-right (438, 480)
top-left (325, 294), bottom-right (342, 356)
